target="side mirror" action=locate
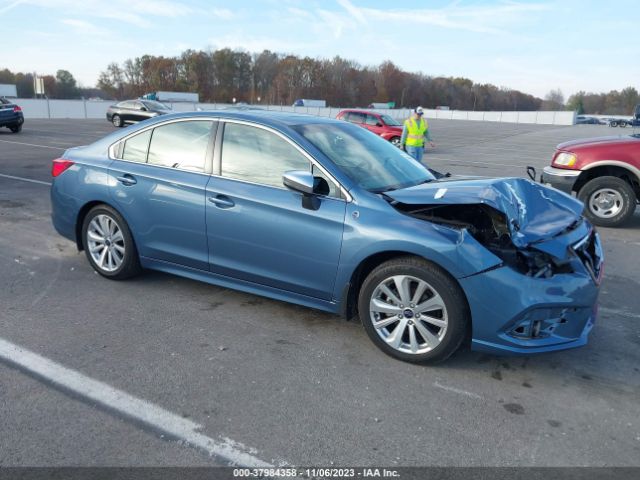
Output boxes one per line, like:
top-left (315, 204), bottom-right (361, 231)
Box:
top-left (283, 170), bottom-right (326, 210)
top-left (376, 122), bottom-right (383, 127)
top-left (283, 170), bottom-right (315, 194)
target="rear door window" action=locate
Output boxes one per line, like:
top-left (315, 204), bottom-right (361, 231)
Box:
top-left (346, 112), bottom-right (365, 124)
top-left (365, 114), bottom-right (379, 126)
top-left (147, 121), bottom-right (213, 172)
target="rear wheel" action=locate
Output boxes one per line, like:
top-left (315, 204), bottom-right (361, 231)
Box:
top-left (577, 176), bottom-right (636, 227)
top-left (81, 205), bottom-right (141, 279)
top-left (358, 257), bottom-right (469, 364)
top-left (9, 124), bottom-right (22, 133)
top-left (112, 114), bottom-right (123, 127)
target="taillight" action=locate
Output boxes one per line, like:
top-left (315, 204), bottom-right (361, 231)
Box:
top-left (13, 106), bottom-right (22, 113)
top-left (52, 158), bottom-right (74, 177)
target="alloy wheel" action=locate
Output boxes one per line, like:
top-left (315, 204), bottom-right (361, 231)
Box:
top-left (369, 275), bottom-right (448, 355)
top-left (87, 214), bottom-right (125, 272)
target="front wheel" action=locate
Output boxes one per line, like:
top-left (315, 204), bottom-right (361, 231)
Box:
top-left (81, 205), bottom-right (141, 279)
top-left (577, 176), bottom-right (636, 227)
top-left (390, 136), bottom-right (402, 148)
top-left (112, 114), bottom-right (123, 127)
top-left (358, 257), bottom-right (469, 364)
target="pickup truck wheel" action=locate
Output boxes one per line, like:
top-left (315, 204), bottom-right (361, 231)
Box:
top-left (359, 256), bottom-right (469, 364)
top-left (578, 176), bottom-right (636, 227)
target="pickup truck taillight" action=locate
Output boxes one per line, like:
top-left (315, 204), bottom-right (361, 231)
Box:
top-left (52, 158), bottom-right (74, 177)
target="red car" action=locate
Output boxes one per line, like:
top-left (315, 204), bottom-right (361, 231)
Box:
top-left (542, 134), bottom-right (640, 227)
top-left (336, 109), bottom-right (403, 147)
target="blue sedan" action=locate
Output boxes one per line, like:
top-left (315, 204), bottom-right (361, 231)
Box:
top-left (50, 111), bottom-right (602, 363)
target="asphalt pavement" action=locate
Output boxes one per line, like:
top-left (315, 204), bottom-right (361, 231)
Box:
top-left (0, 119), bottom-right (639, 467)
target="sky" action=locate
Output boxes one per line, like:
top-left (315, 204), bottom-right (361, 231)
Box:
top-left (1, 0), bottom-right (639, 99)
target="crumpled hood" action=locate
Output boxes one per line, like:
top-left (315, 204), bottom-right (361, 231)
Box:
top-left (385, 177), bottom-right (585, 248)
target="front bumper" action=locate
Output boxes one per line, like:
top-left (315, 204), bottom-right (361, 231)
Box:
top-left (460, 226), bottom-right (602, 356)
top-left (541, 166), bottom-right (581, 194)
top-left (461, 266), bottom-right (599, 355)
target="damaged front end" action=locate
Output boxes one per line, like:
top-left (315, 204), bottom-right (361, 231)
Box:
top-left (384, 177), bottom-right (603, 354)
top-left (386, 177), bottom-right (602, 280)
top-left (394, 202), bottom-right (577, 279)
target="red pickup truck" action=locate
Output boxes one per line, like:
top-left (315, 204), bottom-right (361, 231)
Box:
top-left (542, 134), bottom-right (640, 227)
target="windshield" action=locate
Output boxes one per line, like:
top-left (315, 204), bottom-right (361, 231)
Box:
top-left (142, 100), bottom-right (170, 110)
top-left (293, 122), bottom-right (434, 192)
top-left (380, 114), bottom-right (401, 126)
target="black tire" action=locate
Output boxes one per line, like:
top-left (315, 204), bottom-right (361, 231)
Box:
top-left (358, 256), bottom-right (469, 364)
top-left (112, 114), bottom-right (123, 128)
top-left (81, 205), bottom-right (142, 279)
top-left (577, 176), bottom-right (636, 227)
top-left (9, 124), bottom-right (22, 133)
top-left (609, 121), bottom-right (618, 127)
top-left (390, 136), bottom-right (402, 148)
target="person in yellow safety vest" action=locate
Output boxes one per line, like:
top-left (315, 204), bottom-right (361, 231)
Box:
top-left (400, 106), bottom-right (435, 164)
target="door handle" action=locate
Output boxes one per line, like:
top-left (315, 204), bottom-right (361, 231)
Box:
top-left (208, 195), bottom-right (235, 208)
top-left (116, 174), bottom-right (137, 186)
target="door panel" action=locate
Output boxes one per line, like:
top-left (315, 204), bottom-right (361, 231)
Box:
top-left (108, 120), bottom-right (215, 270)
top-left (206, 177), bottom-right (346, 300)
top-left (205, 121), bottom-right (346, 300)
top-left (110, 161), bottom-right (210, 270)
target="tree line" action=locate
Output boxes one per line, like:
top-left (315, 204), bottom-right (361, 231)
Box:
top-left (0, 68), bottom-right (102, 99)
top-left (95, 49), bottom-right (542, 110)
top-left (3, 49), bottom-right (638, 114)
top-left (566, 87), bottom-right (639, 115)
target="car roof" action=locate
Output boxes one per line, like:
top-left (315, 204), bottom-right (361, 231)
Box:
top-left (154, 109), bottom-right (339, 129)
top-left (339, 109), bottom-right (379, 115)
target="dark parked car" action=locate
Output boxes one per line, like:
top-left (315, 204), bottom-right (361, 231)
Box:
top-left (106, 99), bottom-right (171, 127)
top-left (542, 134), bottom-right (640, 227)
top-left (576, 116), bottom-right (600, 124)
top-left (0, 97), bottom-right (24, 133)
top-left (51, 111), bottom-right (602, 364)
top-left (337, 109), bottom-right (404, 147)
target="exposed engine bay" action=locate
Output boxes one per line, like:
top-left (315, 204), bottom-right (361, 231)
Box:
top-left (393, 202), bottom-right (573, 278)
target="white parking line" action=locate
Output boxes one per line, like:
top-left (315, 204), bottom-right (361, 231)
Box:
top-left (433, 381), bottom-right (483, 400)
top-left (0, 173), bottom-right (52, 186)
top-left (0, 337), bottom-right (274, 467)
top-left (0, 139), bottom-right (66, 150)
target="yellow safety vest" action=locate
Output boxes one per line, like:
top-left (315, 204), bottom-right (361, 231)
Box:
top-left (404, 117), bottom-right (428, 147)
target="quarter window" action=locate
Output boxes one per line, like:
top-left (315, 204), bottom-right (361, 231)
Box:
top-left (221, 123), bottom-right (309, 188)
top-left (147, 121), bottom-right (212, 172)
top-left (121, 129), bottom-right (152, 163)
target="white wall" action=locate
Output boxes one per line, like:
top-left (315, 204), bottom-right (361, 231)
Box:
top-left (15, 98), bottom-right (577, 125)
